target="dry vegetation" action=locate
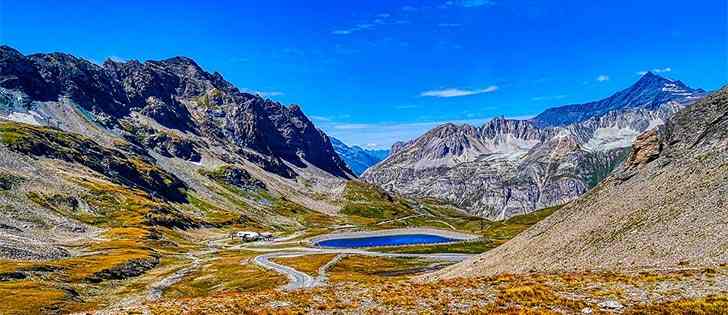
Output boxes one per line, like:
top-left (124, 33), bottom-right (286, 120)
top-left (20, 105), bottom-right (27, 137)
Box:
top-left (271, 254), bottom-right (339, 277)
top-left (0, 141), bottom-right (207, 314)
top-left (327, 255), bottom-right (445, 282)
top-left (137, 265), bottom-right (728, 314)
top-left (163, 250), bottom-right (286, 298)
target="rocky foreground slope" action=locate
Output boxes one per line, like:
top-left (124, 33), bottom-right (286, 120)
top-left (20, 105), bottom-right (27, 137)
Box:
top-left (426, 86), bottom-right (728, 279)
top-left (364, 73), bottom-right (705, 220)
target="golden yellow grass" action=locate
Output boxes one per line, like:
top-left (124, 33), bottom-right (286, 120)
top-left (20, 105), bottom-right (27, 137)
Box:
top-left (328, 255), bottom-right (437, 283)
top-left (272, 253), bottom-right (338, 277)
top-left (162, 250), bottom-right (286, 299)
top-left (138, 266), bottom-right (727, 314)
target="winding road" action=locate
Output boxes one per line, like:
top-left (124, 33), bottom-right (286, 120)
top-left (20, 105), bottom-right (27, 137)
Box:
top-left (251, 247), bottom-right (473, 290)
top-left (254, 252), bottom-right (319, 290)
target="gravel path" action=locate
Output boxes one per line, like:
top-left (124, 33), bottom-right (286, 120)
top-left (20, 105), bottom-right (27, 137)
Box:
top-left (316, 254), bottom-right (347, 283)
top-left (147, 252), bottom-right (204, 301)
top-left (251, 247), bottom-right (473, 291)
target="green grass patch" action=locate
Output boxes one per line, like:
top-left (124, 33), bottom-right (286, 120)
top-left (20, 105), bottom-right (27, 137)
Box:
top-left (372, 240), bottom-right (496, 254)
top-left (340, 181), bottom-right (416, 222)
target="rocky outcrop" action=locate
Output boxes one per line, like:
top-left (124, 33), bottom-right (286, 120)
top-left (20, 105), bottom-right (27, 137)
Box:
top-left (0, 121), bottom-right (188, 202)
top-left (86, 255), bottom-right (160, 283)
top-left (0, 173), bottom-right (22, 190)
top-left (120, 121), bottom-right (201, 161)
top-left (144, 207), bottom-right (205, 229)
top-left (0, 244), bottom-right (70, 260)
top-left (625, 129), bottom-right (661, 169)
top-left (200, 165), bottom-right (266, 191)
top-left (365, 74), bottom-right (705, 220)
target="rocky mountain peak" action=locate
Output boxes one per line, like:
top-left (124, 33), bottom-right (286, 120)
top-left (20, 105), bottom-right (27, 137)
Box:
top-left (426, 122), bottom-right (478, 138)
top-left (390, 140), bottom-right (413, 155)
top-left (532, 73), bottom-right (704, 128)
top-left (161, 56), bottom-right (200, 67)
top-left (632, 71), bottom-right (698, 93)
top-left (480, 117), bottom-right (543, 141)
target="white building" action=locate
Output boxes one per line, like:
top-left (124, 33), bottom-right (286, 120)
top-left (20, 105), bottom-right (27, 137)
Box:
top-left (232, 231), bottom-right (274, 242)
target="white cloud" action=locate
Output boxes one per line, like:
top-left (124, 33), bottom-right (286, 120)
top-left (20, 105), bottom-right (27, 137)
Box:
top-left (401, 5), bottom-right (418, 11)
top-left (332, 123), bottom-right (373, 130)
top-left (331, 20), bottom-right (378, 36)
top-left (531, 95), bottom-right (568, 101)
top-left (420, 86), bottom-right (498, 98)
top-left (638, 67), bottom-right (672, 75)
top-left (332, 29), bottom-right (353, 35)
top-left (310, 115), bottom-right (332, 122)
top-left (241, 89), bottom-right (284, 98)
top-left (438, 23), bottom-right (462, 27)
top-left (596, 75), bottom-right (609, 82)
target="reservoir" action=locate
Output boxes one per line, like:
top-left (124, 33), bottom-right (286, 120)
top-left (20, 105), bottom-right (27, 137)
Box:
top-left (315, 234), bottom-right (458, 248)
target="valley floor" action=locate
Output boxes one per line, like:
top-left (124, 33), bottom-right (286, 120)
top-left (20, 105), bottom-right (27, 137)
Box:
top-left (1, 180), bottom-right (725, 314)
top-left (87, 226), bottom-right (728, 315)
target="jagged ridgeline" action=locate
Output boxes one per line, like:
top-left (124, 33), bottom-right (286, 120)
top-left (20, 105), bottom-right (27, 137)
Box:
top-left (0, 45), bottom-right (353, 179)
top-left (364, 72), bottom-right (706, 220)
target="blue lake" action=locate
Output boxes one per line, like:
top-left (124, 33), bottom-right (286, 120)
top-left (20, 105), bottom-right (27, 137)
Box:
top-left (315, 234), bottom-right (458, 248)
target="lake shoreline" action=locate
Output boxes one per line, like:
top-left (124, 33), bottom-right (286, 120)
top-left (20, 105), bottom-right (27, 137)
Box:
top-left (309, 227), bottom-right (480, 246)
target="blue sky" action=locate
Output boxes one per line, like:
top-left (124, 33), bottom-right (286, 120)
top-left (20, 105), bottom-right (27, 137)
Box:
top-left (1, 0), bottom-right (726, 148)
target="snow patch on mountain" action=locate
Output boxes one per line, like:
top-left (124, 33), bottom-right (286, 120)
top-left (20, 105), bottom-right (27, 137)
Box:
top-left (1, 111), bottom-right (43, 126)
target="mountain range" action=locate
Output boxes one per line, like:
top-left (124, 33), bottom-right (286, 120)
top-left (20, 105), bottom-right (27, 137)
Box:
top-left (427, 85), bottom-right (728, 279)
top-left (364, 73), bottom-right (706, 220)
top-left (330, 137), bottom-right (389, 176)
